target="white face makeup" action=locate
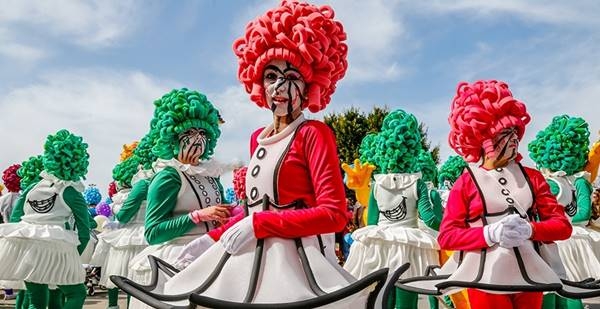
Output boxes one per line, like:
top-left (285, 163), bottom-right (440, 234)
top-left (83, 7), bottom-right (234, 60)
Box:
top-left (490, 127), bottom-right (519, 164)
top-left (263, 59), bottom-right (306, 117)
top-left (177, 128), bottom-right (207, 165)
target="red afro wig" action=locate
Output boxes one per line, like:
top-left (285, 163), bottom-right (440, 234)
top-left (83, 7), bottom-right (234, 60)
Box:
top-left (233, 0), bottom-right (348, 113)
top-left (448, 80), bottom-right (531, 163)
top-left (233, 167), bottom-right (248, 201)
top-left (2, 164), bottom-right (22, 193)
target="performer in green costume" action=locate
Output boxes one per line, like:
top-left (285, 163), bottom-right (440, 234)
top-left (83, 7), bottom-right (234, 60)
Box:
top-left (0, 129), bottom-right (91, 309)
top-left (344, 109), bottom-right (441, 309)
top-left (529, 115), bottom-right (598, 309)
top-left (127, 88), bottom-right (231, 309)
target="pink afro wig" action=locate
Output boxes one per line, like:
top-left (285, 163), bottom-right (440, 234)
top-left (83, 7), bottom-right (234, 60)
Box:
top-left (233, 167), bottom-right (248, 201)
top-left (2, 164), bottom-right (22, 193)
top-left (448, 80), bottom-right (531, 163)
top-left (233, 0), bottom-right (348, 113)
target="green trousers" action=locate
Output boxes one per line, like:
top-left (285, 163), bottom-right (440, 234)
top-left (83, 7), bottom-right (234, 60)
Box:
top-left (25, 282), bottom-right (86, 309)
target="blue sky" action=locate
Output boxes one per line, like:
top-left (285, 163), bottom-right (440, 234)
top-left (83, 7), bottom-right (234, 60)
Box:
top-left (1, 0), bottom-right (599, 194)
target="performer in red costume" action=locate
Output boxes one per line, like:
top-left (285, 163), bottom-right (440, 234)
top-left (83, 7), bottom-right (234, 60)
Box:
top-left (113, 1), bottom-right (388, 308)
top-left (396, 80), bottom-right (583, 309)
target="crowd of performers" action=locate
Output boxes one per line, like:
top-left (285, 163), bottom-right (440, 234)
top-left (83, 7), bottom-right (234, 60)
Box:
top-left (2, 1), bottom-right (600, 309)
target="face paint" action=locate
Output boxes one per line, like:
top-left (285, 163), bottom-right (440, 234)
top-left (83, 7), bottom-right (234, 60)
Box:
top-left (490, 127), bottom-right (519, 164)
top-left (263, 59), bottom-right (306, 117)
top-left (177, 128), bottom-right (207, 165)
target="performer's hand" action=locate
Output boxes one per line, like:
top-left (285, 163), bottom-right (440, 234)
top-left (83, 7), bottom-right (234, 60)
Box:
top-left (189, 205), bottom-right (231, 225)
top-left (220, 215), bottom-right (256, 255)
top-left (173, 234), bottom-right (215, 270)
top-left (498, 215), bottom-right (532, 247)
top-left (484, 214), bottom-right (525, 247)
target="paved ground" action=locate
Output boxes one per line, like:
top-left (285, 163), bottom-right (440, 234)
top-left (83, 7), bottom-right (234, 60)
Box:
top-left (2, 291), bottom-right (600, 308)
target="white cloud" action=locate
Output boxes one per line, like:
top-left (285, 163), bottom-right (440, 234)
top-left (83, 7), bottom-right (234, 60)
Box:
top-left (0, 0), bottom-right (147, 47)
top-left (0, 69), bottom-right (177, 194)
top-left (416, 0), bottom-right (600, 27)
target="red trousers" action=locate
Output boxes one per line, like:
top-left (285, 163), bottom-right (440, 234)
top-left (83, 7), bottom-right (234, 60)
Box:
top-left (467, 289), bottom-right (543, 309)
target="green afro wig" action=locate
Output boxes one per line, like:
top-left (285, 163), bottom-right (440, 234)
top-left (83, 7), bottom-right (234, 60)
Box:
top-left (152, 88), bottom-right (221, 160)
top-left (134, 131), bottom-right (159, 170)
top-left (528, 115), bottom-right (590, 175)
top-left (112, 155), bottom-right (141, 188)
top-left (414, 151), bottom-right (438, 187)
top-left (438, 155), bottom-right (467, 187)
top-left (18, 155), bottom-right (44, 190)
top-left (43, 129), bottom-right (89, 181)
top-left (359, 109), bottom-right (422, 174)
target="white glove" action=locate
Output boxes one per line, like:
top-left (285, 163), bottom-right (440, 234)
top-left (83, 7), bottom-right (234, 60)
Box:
top-left (484, 214), bottom-right (532, 248)
top-left (220, 215), bottom-right (256, 255)
top-left (102, 220), bottom-right (121, 230)
top-left (173, 234), bottom-right (215, 270)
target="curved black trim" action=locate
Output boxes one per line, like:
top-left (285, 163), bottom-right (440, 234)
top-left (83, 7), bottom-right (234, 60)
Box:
top-left (382, 263), bottom-right (411, 304)
top-left (435, 280), bottom-right (562, 292)
top-left (244, 239), bottom-right (265, 303)
top-left (181, 172), bottom-right (210, 232)
top-left (272, 121), bottom-right (306, 204)
top-left (316, 234), bottom-right (325, 256)
top-left (111, 252), bottom-right (231, 305)
top-left (558, 277), bottom-right (600, 299)
top-left (188, 268), bottom-right (389, 309)
top-left (294, 238), bottom-right (326, 296)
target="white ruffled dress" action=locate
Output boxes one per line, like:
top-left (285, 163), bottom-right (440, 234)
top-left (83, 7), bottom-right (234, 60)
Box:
top-left (0, 172), bottom-right (85, 286)
top-left (344, 173), bottom-right (440, 280)
top-left (546, 171), bottom-right (600, 281)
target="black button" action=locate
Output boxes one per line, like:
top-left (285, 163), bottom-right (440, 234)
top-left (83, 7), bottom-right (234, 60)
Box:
top-left (496, 168), bottom-right (503, 172)
top-left (256, 148), bottom-right (266, 159)
top-left (250, 187), bottom-right (258, 200)
top-left (498, 178), bottom-right (507, 185)
top-left (205, 197), bottom-right (211, 204)
top-left (202, 191), bottom-right (208, 196)
top-left (506, 197), bottom-right (514, 204)
top-left (251, 165), bottom-right (260, 177)
top-left (501, 189), bottom-right (510, 196)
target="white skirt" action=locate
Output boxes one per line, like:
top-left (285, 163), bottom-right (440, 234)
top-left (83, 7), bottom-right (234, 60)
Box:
top-left (160, 236), bottom-right (369, 308)
top-left (0, 236), bottom-right (85, 285)
top-left (90, 224), bottom-right (146, 267)
top-left (128, 236), bottom-right (193, 286)
top-left (556, 225), bottom-right (600, 281)
top-left (344, 224), bottom-right (439, 279)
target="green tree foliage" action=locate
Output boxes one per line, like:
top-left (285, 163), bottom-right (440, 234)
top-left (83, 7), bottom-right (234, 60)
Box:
top-left (324, 106), bottom-right (389, 164)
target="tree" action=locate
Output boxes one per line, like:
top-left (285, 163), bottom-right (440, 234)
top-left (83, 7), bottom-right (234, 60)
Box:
top-left (418, 123), bottom-right (441, 164)
top-left (324, 106), bottom-right (389, 165)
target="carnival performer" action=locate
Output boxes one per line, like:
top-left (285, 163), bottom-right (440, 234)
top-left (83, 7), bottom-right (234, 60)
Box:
top-left (344, 110), bottom-right (441, 309)
top-left (0, 129), bottom-right (91, 309)
top-left (395, 80), bottom-right (580, 309)
top-left (0, 164), bottom-right (21, 223)
top-left (113, 2), bottom-right (389, 308)
top-left (528, 115), bottom-right (600, 309)
top-left (0, 163), bottom-right (22, 303)
top-left (126, 88), bottom-right (230, 309)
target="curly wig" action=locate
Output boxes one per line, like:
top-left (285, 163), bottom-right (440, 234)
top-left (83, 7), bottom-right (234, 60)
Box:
top-left (134, 131), bottom-right (159, 170)
top-left (448, 80), bottom-right (530, 163)
top-left (43, 129), bottom-right (89, 181)
top-left (359, 109), bottom-right (422, 174)
top-left (233, 0), bottom-right (348, 112)
top-left (2, 164), bottom-right (22, 192)
top-left (233, 166), bottom-right (248, 201)
top-left (438, 155), bottom-right (468, 186)
top-left (120, 141), bottom-right (138, 162)
top-left (18, 155), bottom-right (43, 190)
top-left (83, 184), bottom-right (102, 206)
top-left (112, 156), bottom-right (141, 189)
top-left (151, 88), bottom-right (221, 161)
top-left (528, 115), bottom-right (590, 175)
top-left (415, 151), bottom-right (438, 187)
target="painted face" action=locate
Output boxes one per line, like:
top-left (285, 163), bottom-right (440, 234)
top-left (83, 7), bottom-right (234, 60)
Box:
top-left (490, 127), bottom-right (519, 164)
top-left (177, 128), bottom-right (207, 165)
top-left (263, 59), bottom-right (306, 116)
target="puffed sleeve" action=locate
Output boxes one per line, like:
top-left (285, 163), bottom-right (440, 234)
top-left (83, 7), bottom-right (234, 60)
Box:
top-left (437, 173), bottom-right (488, 250)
